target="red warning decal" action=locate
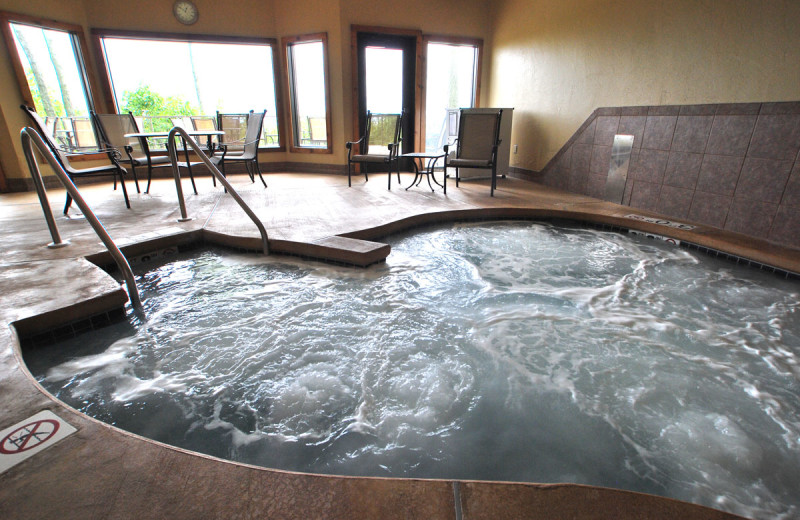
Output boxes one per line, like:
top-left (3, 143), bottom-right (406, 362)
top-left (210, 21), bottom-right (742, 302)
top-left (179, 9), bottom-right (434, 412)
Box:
top-left (0, 419), bottom-right (60, 454)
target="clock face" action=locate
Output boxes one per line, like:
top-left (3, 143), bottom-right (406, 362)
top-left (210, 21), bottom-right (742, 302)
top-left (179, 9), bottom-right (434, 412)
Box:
top-left (173, 0), bottom-right (199, 25)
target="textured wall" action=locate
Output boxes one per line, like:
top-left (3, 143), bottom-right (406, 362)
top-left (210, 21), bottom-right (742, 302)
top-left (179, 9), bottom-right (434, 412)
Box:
top-left (489, 0), bottom-right (800, 173)
top-left (537, 102), bottom-right (800, 249)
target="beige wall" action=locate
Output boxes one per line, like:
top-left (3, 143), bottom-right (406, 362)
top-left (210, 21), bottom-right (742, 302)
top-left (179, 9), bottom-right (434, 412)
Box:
top-left (489, 0), bottom-right (800, 171)
top-left (0, 0), bottom-right (492, 183)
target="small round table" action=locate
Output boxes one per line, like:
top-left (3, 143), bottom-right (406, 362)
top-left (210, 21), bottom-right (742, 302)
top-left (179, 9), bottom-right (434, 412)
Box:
top-left (401, 152), bottom-right (448, 193)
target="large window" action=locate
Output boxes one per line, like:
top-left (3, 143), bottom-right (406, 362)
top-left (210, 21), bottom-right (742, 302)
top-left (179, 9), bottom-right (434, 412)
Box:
top-left (283, 33), bottom-right (332, 153)
top-left (424, 38), bottom-right (481, 153)
top-left (94, 30), bottom-right (282, 150)
top-left (2, 12), bottom-right (98, 149)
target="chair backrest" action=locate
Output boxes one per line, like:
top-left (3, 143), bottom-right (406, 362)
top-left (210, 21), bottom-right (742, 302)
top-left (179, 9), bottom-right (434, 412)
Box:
top-left (456, 109), bottom-right (503, 161)
top-left (191, 116), bottom-right (217, 132)
top-left (191, 115), bottom-right (218, 146)
top-left (217, 112), bottom-right (249, 152)
top-left (20, 105), bottom-right (78, 173)
top-left (170, 116), bottom-right (192, 129)
top-left (22, 106), bottom-right (65, 160)
top-left (241, 110), bottom-right (266, 158)
top-left (363, 111), bottom-right (403, 156)
top-left (71, 117), bottom-right (97, 149)
top-left (307, 116), bottom-right (326, 145)
top-left (44, 116), bottom-right (58, 138)
top-left (92, 112), bottom-right (148, 161)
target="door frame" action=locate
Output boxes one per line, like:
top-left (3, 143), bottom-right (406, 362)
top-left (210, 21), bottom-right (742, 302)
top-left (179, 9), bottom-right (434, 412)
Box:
top-left (350, 25), bottom-right (422, 158)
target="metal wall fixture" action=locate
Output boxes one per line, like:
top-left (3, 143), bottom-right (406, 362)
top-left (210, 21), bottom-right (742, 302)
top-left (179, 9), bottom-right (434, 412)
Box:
top-left (603, 134), bottom-right (635, 205)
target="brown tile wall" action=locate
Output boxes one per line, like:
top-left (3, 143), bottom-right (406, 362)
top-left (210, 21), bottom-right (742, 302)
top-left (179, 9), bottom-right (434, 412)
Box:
top-left (537, 102), bottom-right (800, 250)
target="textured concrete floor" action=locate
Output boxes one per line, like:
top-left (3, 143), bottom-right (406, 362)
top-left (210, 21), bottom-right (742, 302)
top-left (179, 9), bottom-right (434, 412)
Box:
top-left (3, 170), bottom-right (787, 519)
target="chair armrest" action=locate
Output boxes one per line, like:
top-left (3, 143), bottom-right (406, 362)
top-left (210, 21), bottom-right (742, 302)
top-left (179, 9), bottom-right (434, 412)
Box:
top-left (346, 136), bottom-right (365, 150)
top-left (64, 146), bottom-right (121, 160)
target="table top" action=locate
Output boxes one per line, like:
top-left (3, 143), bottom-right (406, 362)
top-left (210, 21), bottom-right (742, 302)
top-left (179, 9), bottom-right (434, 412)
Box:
top-left (124, 130), bottom-right (225, 138)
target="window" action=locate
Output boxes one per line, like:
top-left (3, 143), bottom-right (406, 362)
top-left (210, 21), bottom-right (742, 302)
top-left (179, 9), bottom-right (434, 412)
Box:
top-left (94, 30), bottom-right (282, 150)
top-left (2, 12), bottom-right (98, 149)
top-left (283, 33), bottom-right (332, 153)
top-left (424, 38), bottom-right (481, 153)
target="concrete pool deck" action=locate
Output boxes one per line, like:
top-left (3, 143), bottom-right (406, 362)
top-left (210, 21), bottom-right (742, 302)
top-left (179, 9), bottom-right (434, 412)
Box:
top-left (3, 171), bottom-right (793, 519)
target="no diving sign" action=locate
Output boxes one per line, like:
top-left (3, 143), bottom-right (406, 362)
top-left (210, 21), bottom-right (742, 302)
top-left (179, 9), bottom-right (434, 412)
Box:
top-left (0, 410), bottom-right (76, 474)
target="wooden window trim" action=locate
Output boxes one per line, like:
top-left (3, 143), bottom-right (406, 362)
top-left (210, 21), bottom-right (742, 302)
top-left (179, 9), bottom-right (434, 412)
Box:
top-left (281, 32), bottom-right (333, 154)
top-left (90, 28), bottom-right (286, 153)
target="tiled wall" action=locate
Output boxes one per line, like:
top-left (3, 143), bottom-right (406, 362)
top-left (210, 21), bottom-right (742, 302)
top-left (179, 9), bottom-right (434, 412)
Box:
top-left (536, 102), bottom-right (800, 250)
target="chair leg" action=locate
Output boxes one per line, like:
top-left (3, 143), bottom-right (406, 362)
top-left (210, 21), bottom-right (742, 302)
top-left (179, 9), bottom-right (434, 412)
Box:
top-left (254, 159), bottom-right (267, 188)
top-left (221, 160), bottom-right (228, 194)
top-left (185, 157), bottom-right (198, 195)
top-left (130, 163), bottom-right (141, 193)
top-left (490, 165), bottom-right (497, 197)
top-left (63, 193), bottom-right (72, 215)
top-left (118, 170), bottom-right (131, 209)
top-left (347, 160), bottom-right (352, 187)
top-left (247, 161), bottom-right (255, 183)
top-left (146, 165), bottom-right (153, 194)
top-left (187, 163), bottom-right (198, 195)
top-left (455, 167), bottom-right (460, 187)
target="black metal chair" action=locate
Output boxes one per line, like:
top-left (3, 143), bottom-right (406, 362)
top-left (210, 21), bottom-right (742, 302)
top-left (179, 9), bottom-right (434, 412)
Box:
top-left (211, 110), bottom-right (267, 188)
top-left (92, 112), bottom-right (201, 194)
top-left (346, 110), bottom-right (404, 189)
top-left (21, 105), bottom-right (130, 214)
top-left (444, 109), bottom-right (503, 196)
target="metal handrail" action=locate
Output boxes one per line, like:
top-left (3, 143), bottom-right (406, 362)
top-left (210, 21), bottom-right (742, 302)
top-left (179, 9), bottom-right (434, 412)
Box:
top-left (166, 126), bottom-right (269, 255)
top-left (20, 127), bottom-right (143, 313)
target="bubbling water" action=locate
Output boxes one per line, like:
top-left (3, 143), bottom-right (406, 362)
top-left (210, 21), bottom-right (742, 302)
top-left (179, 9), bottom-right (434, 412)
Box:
top-left (27, 221), bottom-right (800, 519)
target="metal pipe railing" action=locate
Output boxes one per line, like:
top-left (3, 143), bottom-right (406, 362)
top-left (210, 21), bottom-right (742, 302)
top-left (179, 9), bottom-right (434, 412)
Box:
top-left (20, 127), bottom-right (143, 313)
top-left (166, 126), bottom-right (269, 255)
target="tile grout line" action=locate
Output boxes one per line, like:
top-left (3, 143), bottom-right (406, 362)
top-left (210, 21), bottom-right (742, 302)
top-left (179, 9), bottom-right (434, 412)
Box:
top-left (453, 481), bottom-right (463, 520)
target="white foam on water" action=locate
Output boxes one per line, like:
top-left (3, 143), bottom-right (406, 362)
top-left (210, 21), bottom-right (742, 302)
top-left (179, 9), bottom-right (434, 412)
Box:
top-left (29, 221), bottom-right (800, 520)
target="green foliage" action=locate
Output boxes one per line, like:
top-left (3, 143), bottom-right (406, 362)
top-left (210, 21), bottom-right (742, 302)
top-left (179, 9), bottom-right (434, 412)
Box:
top-left (26, 69), bottom-right (65, 117)
top-left (121, 85), bottom-right (200, 116)
top-left (120, 85), bottom-right (201, 132)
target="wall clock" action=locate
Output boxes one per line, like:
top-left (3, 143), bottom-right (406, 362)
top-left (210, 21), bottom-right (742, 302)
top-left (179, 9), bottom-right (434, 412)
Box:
top-left (173, 0), bottom-right (199, 25)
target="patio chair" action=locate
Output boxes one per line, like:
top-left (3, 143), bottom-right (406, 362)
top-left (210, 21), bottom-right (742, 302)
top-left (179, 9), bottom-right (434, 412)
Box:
top-left (70, 117), bottom-right (97, 149)
top-left (307, 116), bottom-right (327, 146)
top-left (443, 109), bottom-right (503, 196)
top-left (92, 111), bottom-right (201, 194)
top-left (210, 110), bottom-right (267, 187)
top-left (21, 105), bottom-right (130, 214)
top-left (346, 110), bottom-right (404, 189)
top-left (44, 116), bottom-right (58, 138)
top-left (191, 116), bottom-right (218, 147)
top-left (216, 112), bottom-right (249, 155)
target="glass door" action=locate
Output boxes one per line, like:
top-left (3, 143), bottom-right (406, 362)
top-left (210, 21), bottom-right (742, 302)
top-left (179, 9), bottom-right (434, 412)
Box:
top-left (356, 32), bottom-right (415, 168)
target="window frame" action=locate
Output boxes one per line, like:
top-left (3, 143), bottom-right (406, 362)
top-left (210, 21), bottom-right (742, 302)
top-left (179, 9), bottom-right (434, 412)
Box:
top-left (1, 11), bottom-right (101, 112)
top-left (420, 34), bottom-right (483, 152)
top-left (282, 32), bottom-right (333, 154)
top-left (91, 28), bottom-right (286, 152)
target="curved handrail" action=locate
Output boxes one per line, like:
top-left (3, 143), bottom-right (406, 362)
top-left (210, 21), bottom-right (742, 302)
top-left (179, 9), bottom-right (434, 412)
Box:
top-left (166, 126), bottom-right (269, 255)
top-left (20, 127), bottom-right (143, 313)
